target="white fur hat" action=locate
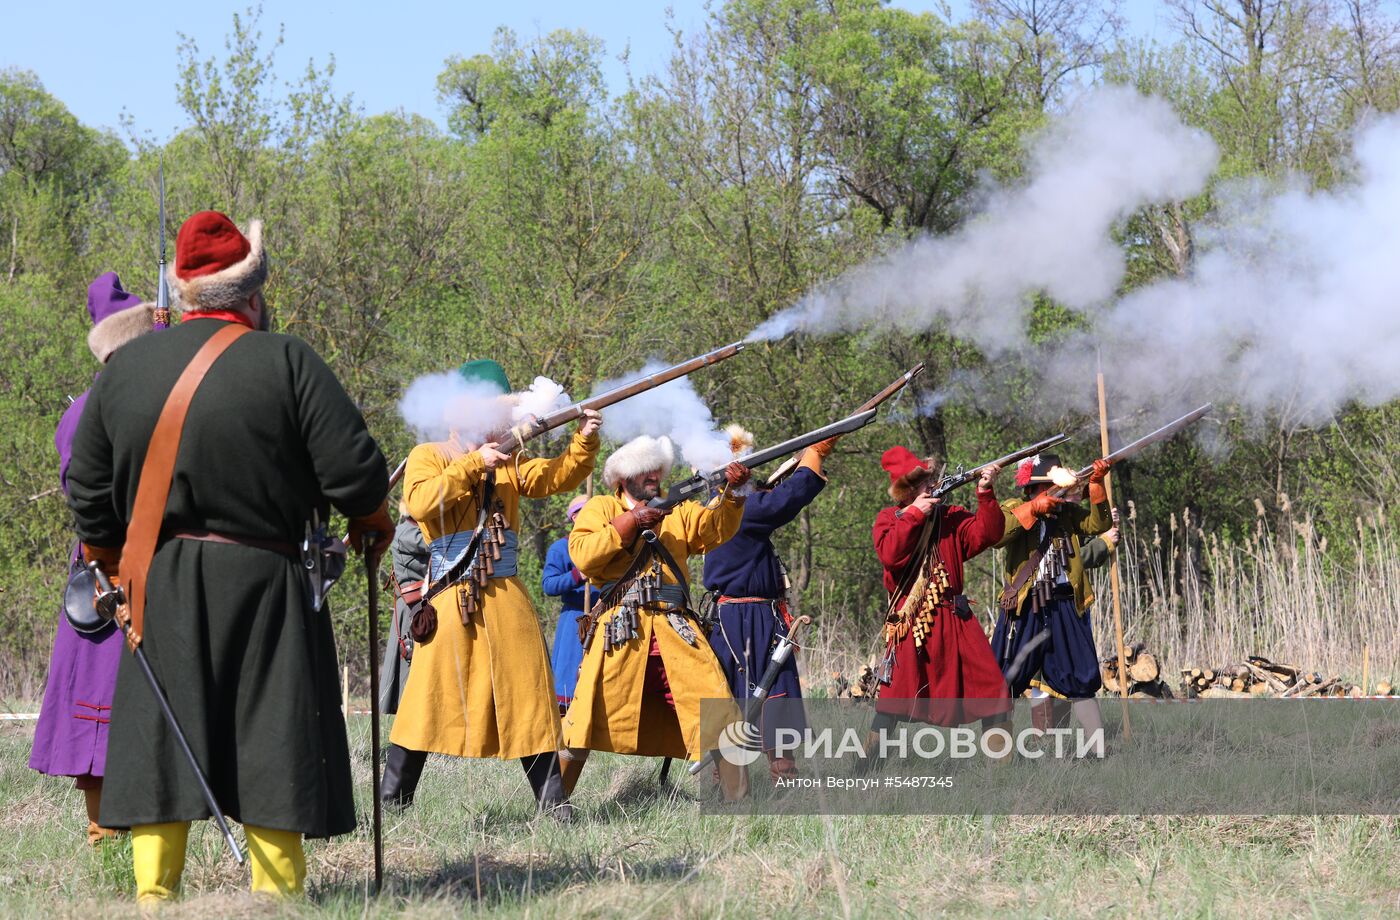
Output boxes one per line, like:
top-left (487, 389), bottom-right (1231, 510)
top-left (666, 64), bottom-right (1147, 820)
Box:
top-left (603, 435), bottom-right (675, 491)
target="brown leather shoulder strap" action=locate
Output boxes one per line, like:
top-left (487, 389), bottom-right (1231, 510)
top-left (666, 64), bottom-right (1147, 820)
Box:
top-left (122, 324), bottom-right (250, 648)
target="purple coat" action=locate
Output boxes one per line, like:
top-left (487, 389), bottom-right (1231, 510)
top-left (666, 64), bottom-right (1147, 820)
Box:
top-left (28, 389), bottom-right (123, 780)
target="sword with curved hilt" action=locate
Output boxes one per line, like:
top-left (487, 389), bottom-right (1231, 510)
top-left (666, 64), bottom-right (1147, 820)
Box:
top-left (87, 561), bottom-right (245, 865)
top-left (689, 614), bottom-right (814, 776)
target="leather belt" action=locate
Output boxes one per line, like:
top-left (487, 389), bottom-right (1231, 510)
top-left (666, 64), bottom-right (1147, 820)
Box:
top-left (170, 528), bottom-right (298, 559)
top-left (717, 595), bottom-right (781, 605)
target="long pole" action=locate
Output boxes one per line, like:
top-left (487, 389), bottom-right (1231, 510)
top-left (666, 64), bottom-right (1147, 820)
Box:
top-left (1096, 362), bottom-right (1131, 742)
top-left (364, 535), bottom-right (384, 893)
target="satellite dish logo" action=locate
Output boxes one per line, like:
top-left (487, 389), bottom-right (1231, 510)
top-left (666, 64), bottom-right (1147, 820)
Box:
top-left (716, 719), bottom-right (763, 766)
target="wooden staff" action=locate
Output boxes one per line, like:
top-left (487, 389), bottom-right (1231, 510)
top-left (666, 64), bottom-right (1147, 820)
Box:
top-left (1362, 643), bottom-right (1370, 696)
top-left (1097, 361), bottom-right (1131, 742)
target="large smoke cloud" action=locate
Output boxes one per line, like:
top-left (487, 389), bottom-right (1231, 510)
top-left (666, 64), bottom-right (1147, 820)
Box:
top-left (749, 86), bottom-right (1219, 350)
top-left (751, 83), bottom-right (1400, 428)
top-left (591, 361), bottom-right (731, 472)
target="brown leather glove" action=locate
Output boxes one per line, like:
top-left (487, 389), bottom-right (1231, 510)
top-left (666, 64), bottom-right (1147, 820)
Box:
top-left (1012, 492), bottom-right (1064, 530)
top-left (1088, 458), bottom-right (1111, 504)
top-left (349, 500), bottom-right (395, 561)
top-left (809, 437), bottom-right (838, 458)
top-left (611, 505), bottom-right (667, 543)
top-left (724, 462), bottom-right (751, 488)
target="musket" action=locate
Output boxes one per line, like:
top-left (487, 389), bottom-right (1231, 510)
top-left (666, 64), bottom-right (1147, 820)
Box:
top-left (1048, 403), bottom-right (1212, 498)
top-left (85, 562), bottom-right (245, 865)
top-left (690, 615), bottom-right (813, 776)
top-left (154, 154), bottom-right (171, 329)
top-left (929, 432), bottom-right (1070, 500)
top-left (383, 342), bottom-right (745, 494)
top-left (764, 363), bottom-right (926, 486)
top-left (649, 408), bottom-right (879, 511)
top-left (500, 342), bottom-right (744, 454)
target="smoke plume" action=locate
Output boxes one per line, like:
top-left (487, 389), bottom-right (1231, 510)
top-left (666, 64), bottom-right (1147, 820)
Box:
top-left (591, 361), bottom-right (731, 472)
top-left (748, 86), bottom-right (1219, 348)
top-left (399, 373), bottom-right (571, 443)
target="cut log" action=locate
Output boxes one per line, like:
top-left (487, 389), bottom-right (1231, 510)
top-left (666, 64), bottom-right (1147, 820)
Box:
top-left (1128, 652), bottom-right (1160, 684)
top-left (1375, 681), bottom-right (1393, 696)
top-left (1244, 662), bottom-right (1289, 694)
top-left (1230, 677), bottom-right (1246, 692)
top-left (1249, 682), bottom-right (1269, 696)
top-left (1199, 687), bottom-right (1252, 699)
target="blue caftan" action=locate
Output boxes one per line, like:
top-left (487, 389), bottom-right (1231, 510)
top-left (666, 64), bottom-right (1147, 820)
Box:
top-left (702, 468), bottom-right (825, 750)
top-left (542, 536), bottom-right (589, 706)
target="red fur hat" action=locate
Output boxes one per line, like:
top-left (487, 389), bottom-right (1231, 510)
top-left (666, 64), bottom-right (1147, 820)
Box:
top-left (169, 210), bottom-right (267, 311)
top-left (881, 446), bottom-right (933, 504)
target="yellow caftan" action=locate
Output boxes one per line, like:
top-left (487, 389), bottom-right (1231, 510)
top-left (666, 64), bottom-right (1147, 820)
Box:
top-left (562, 491), bottom-right (745, 760)
top-left (389, 431), bottom-right (597, 759)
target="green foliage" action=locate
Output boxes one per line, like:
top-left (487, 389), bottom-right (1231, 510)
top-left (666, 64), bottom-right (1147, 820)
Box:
top-left (2, 0), bottom-right (1400, 692)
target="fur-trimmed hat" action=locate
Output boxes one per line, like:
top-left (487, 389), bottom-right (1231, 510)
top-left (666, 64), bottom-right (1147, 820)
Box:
top-left (86, 271), bottom-right (155, 362)
top-left (170, 211), bottom-right (267, 312)
top-left (1014, 452), bottom-right (1078, 489)
top-left (603, 435), bottom-right (675, 491)
top-left (882, 445), bottom-right (934, 505)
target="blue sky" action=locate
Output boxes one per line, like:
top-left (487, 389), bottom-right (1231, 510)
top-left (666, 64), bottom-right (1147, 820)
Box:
top-left (2, 0), bottom-right (1177, 139)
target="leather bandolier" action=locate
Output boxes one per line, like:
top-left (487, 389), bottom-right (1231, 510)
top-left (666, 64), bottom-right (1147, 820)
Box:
top-left (455, 486), bottom-right (509, 622)
top-left (999, 517), bottom-right (1075, 618)
top-left (580, 531), bottom-right (701, 653)
top-left (877, 507), bottom-right (970, 685)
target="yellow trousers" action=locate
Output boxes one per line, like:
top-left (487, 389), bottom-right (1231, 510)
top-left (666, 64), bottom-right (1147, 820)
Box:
top-left (131, 822), bottom-right (305, 902)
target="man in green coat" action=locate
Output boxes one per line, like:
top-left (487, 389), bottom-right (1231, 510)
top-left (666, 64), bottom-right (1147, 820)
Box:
top-left (991, 452), bottom-right (1111, 734)
top-left (67, 210), bottom-right (392, 902)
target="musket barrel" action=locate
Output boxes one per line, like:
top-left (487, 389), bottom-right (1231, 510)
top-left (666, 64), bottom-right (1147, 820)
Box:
top-left (1071, 403), bottom-right (1211, 478)
top-left (854, 362), bottom-right (925, 413)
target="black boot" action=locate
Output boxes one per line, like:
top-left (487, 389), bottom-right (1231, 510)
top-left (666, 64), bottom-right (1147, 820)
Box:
top-left (381, 743), bottom-right (428, 811)
top-left (521, 753), bottom-right (573, 823)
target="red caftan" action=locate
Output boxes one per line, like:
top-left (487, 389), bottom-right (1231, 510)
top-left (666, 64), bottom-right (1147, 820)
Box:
top-left (871, 488), bottom-right (1012, 725)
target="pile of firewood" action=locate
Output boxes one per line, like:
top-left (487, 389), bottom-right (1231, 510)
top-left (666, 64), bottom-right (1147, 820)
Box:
top-left (1179, 655), bottom-right (1395, 698)
top-left (829, 665), bottom-right (878, 700)
top-left (1100, 643), bottom-right (1174, 698)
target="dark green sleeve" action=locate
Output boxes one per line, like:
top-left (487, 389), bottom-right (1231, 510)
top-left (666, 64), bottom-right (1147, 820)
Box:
top-left (288, 337), bottom-right (389, 518)
top-left (66, 376), bottom-right (123, 547)
top-left (1080, 537), bottom-right (1111, 570)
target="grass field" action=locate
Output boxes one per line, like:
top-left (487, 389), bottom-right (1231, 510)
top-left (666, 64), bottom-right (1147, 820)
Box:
top-left (2, 711), bottom-right (1398, 919)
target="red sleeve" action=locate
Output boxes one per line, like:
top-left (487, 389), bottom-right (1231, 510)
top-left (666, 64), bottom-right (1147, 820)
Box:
top-left (957, 488), bottom-right (1006, 559)
top-left (873, 504), bottom-right (926, 575)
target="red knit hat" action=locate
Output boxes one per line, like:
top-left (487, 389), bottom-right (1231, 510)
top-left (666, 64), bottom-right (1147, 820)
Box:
top-left (169, 210), bottom-right (267, 312)
top-left (882, 445), bottom-right (934, 504)
top-left (881, 446), bottom-right (926, 484)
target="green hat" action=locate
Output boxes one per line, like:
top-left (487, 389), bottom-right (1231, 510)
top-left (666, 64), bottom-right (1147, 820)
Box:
top-left (457, 359), bottom-right (510, 394)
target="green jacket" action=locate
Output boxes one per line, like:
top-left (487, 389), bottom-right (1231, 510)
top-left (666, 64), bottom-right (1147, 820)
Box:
top-left (996, 496), bottom-right (1111, 615)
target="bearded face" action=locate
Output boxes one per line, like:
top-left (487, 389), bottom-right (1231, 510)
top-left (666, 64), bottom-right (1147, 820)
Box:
top-left (623, 469), bottom-right (665, 502)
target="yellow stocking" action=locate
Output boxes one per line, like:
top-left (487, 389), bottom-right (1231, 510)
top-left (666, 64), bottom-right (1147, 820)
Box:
top-left (245, 825), bottom-right (305, 897)
top-left (131, 822), bottom-right (189, 903)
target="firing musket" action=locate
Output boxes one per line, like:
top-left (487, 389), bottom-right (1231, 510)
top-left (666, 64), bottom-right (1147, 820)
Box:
top-left (928, 432), bottom-right (1071, 501)
top-left (384, 342), bottom-right (744, 493)
top-left (413, 343), bottom-right (745, 599)
top-left (649, 408), bottom-right (879, 511)
top-left (153, 154), bottom-right (171, 329)
top-left (1048, 403), bottom-right (1212, 498)
top-left (764, 362), bottom-right (926, 486)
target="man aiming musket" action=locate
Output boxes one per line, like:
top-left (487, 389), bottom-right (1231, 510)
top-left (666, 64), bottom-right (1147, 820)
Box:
top-left (993, 405), bottom-right (1211, 737)
top-left (702, 366), bottom-right (926, 783)
top-left (382, 346), bottom-right (744, 818)
top-left (561, 408), bottom-right (876, 800)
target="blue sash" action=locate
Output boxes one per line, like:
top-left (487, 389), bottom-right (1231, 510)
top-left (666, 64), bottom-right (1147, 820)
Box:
top-left (428, 529), bottom-right (518, 583)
